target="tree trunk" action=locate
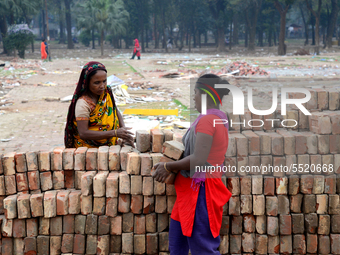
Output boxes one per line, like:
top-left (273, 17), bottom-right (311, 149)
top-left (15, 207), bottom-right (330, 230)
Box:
top-left (58, 0), bottom-right (65, 44)
top-left (299, 4), bottom-right (309, 45)
top-left (179, 30), bottom-right (184, 50)
top-left (233, 15), bottom-right (239, 44)
top-left (245, 23), bottom-right (248, 47)
top-left (42, 9), bottom-right (46, 40)
top-left (315, 17), bottom-right (320, 54)
top-left (146, 28), bottom-right (148, 48)
top-left (162, 10), bottom-right (167, 51)
top-left (274, 26), bottom-right (277, 45)
top-left (64, 0), bottom-right (74, 49)
top-left (204, 31), bottom-right (208, 44)
top-left (216, 26), bottom-right (225, 52)
top-left (258, 28), bottom-right (263, 47)
top-left (0, 15), bottom-right (8, 54)
top-left (229, 22), bottom-right (232, 50)
top-left (100, 30), bottom-right (104, 56)
top-left (199, 32), bottom-right (201, 48)
top-left (326, 0), bottom-right (338, 48)
top-left (268, 28), bottom-right (272, 46)
top-left (92, 29), bottom-right (95, 49)
top-left (186, 29), bottom-right (189, 46)
top-left (154, 14), bottom-right (159, 49)
top-left (274, 1), bottom-right (289, 55)
top-left (188, 32), bottom-right (191, 52)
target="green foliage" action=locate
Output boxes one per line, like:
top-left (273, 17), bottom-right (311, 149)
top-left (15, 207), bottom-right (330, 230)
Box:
top-left (4, 24), bottom-right (34, 58)
top-left (79, 29), bottom-right (92, 47)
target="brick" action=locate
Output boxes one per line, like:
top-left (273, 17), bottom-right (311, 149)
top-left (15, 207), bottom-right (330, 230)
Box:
top-left (120, 145), bottom-right (134, 171)
top-left (243, 214), bottom-right (255, 233)
top-left (62, 148), bottom-right (75, 170)
top-left (131, 195), bottom-right (143, 214)
top-left (44, 191), bottom-right (57, 218)
top-left (80, 195), bottom-right (92, 215)
top-left (159, 232), bottom-right (169, 252)
top-left (224, 157), bottom-right (236, 177)
top-left (233, 133), bottom-right (248, 157)
top-left (122, 232), bottom-right (134, 253)
top-left (86, 148), bottom-right (97, 170)
top-left (280, 235), bottom-right (292, 254)
top-left (329, 195), bottom-right (340, 214)
top-left (38, 150), bottom-right (51, 171)
top-left (118, 194), bottom-right (130, 213)
top-left (162, 140), bottom-right (184, 160)
top-left (231, 215), bottom-right (242, 234)
top-left (254, 131), bottom-right (271, 155)
top-left (63, 215), bottom-right (75, 234)
top-left (56, 190), bottom-right (70, 216)
top-left (131, 175), bottom-right (143, 195)
top-left (291, 213), bottom-right (304, 234)
top-left (26, 151), bottom-right (38, 171)
top-left (330, 134), bottom-right (340, 154)
top-left (330, 111), bottom-right (340, 134)
top-left (93, 171), bottom-right (109, 197)
top-left (316, 194), bottom-right (328, 214)
top-left (110, 216), bottom-right (122, 236)
top-left (40, 172), bottom-right (52, 191)
top-left (73, 234), bottom-right (85, 254)
top-left (325, 174), bottom-right (337, 194)
top-left (242, 232), bottom-right (255, 252)
top-left (5, 175), bottom-right (17, 195)
top-left (30, 194), bottom-right (43, 217)
top-left (110, 235), bottom-right (122, 253)
top-left (97, 215), bottom-right (110, 235)
top-left (134, 215), bottom-right (146, 234)
top-left (276, 176), bottom-right (288, 195)
top-left (52, 170), bottom-right (64, 190)
top-left (140, 153), bottom-right (152, 176)
top-left (163, 129), bottom-right (173, 141)
top-left (68, 190), bottom-right (81, 214)
top-left (154, 179), bottom-right (165, 195)
top-left (143, 177), bottom-right (153, 195)
top-left (318, 214), bottom-right (330, 235)
top-left (263, 176), bottom-right (274, 195)
top-left (253, 195), bottom-right (265, 215)
top-left (151, 129), bottom-right (164, 153)
top-left (220, 216), bottom-right (229, 235)
top-left (279, 215), bottom-right (291, 235)
top-left (226, 177), bottom-right (239, 196)
top-left (93, 197), bottom-right (106, 215)
top-left (97, 235), bottom-right (109, 255)
top-left (4, 194), bottom-right (17, 219)
top-left (229, 234), bottom-right (241, 253)
top-left (2, 238), bottom-right (13, 254)
top-left (74, 147), bottom-right (87, 170)
top-left (24, 237), bottom-right (37, 254)
top-left (15, 173), bottom-right (28, 192)
top-left (313, 175), bottom-right (325, 194)
top-left (318, 134), bottom-right (330, 154)
top-left (86, 234), bottom-right (97, 254)
top-left (143, 196), bottom-right (155, 214)
top-left (37, 236), bottom-right (49, 254)
top-left (248, 155), bottom-right (261, 175)
top-left (242, 131), bottom-right (260, 155)
top-left (277, 129), bottom-right (296, 155)
top-left (268, 132), bottom-right (284, 155)
top-left (331, 234), bottom-right (340, 254)
top-left (50, 216), bottom-right (62, 236)
top-left (268, 235), bottom-right (280, 253)
top-left (256, 215), bottom-right (266, 234)
top-left (49, 236), bottom-right (61, 255)
top-left (75, 215), bottom-right (86, 234)
top-left (319, 235), bottom-right (331, 254)
top-left (3, 152), bottom-right (16, 176)
top-left (256, 234), bottom-right (268, 254)
top-left (108, 145), bottom-right (120, 170)
top-left (303, 194), bottom-right (316, 213)
top-left (2, 217), bottom-right (13, 237)
top-left (229, 196), bottom-right (240, 215)
top-left (81, 171), bottom-right (96, 196)
top-left (51, 147), bottom-right (63, 171)
top-left (288, 175), bottom-right (299, 195)
top-left (123, 212), bottom-right (134, 233)
top-left (285, 154), bottom-right (296, 175)
top-left (27, 171), bottom-right (40, 190)
top-left (61, 234), bottom-right (74, 253)
top-left (126, 152), bottom-right (141, 175)
top-left (97, 146), bottom-right (109, 171)
top-left (106, 172), bottom-right (118, 198)
top-left (266, 196), bottom-right (278, 216)
top-left (14, 152), bottom-right (27, 173)
top-left (305, 213), bottom-right (318, 233)
top-left (300, 175), bottom-right (313, 194)
top-left (0, 176), bottom-right (5, 196)
top-left (26, 218), bottom-right (38, 237)
top-left (146, 233), bottom-right (158, 254)
top-left (105, 197), bottom-right (117, 217)
top-left (226, 134), bottom-right (236, 156)
top-left (158, 213), bottom-right (168, 233)
top-left (278, 195), bottom-right (290, 215)
top-left (240, 195), bottom-right (252, 214)
top-left (267, 216), bottom-right (279, 236)
top-left (85, 214), bottom-right (97, 235)
top-left (146, 213), bottom-right (156, 233)
top-left (136, 130), bottom-right (150, 153)
top-left (293, 234), bottom-right (306, 254)
top-left (119, 171), bottom-right (130, 194)
top-left (272, 156), bottom-right (286, 177)
top-left (17, 194), bottom-right (31, 219)
top-left (65, 172), bottom-right (75, 192)
top-left (13, 218), bottom-right (26, 237)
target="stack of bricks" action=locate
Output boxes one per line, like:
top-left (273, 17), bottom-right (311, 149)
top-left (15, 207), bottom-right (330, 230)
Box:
top-left (0, 122), bottom-right (339, 254)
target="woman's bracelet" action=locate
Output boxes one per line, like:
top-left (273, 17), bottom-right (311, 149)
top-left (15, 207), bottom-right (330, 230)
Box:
top-left (164, 162), bottom-right (171, 173)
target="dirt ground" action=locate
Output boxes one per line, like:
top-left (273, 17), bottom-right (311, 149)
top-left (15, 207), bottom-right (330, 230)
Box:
top-left (1, 40), bottom-right (340, 153)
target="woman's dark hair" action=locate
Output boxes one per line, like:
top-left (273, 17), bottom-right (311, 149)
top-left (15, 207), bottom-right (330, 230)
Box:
top-left (196, 74), bottom-right (230, 104)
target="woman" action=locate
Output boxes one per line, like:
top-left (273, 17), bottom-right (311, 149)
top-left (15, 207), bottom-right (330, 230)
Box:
top-left (130, 38), bottom-right (141, 60)
top-left (153, 74), bottom-right (232, 255)
top-left (64, 61), bottom-right (134, 148)
top-left (41, 39), bottom-right (47, 60)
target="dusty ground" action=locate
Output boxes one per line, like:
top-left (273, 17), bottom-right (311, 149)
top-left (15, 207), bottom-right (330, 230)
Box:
top-left (1, 40), bottom-right (340, 153)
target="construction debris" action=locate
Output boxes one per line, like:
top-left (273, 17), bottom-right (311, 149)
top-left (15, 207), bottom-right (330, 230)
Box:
top-left (294, 49), bottom-right (310, 56)
top-left (216, 61), bottom-right (269, 76)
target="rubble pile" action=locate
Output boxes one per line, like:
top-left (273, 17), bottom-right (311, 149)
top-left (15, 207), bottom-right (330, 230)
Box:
top-left (218, 61), bottom-right (269, 76)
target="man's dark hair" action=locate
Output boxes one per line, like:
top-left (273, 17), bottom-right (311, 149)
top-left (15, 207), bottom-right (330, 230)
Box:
top-left (196, 74), bottom-right (230, 104)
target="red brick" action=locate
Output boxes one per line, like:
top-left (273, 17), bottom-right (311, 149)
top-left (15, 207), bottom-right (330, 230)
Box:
top-left (50, 216), bottom-right (62, 236)
top-left (52, 170), bottom-right (64, 190)
top-left (26, 152), bottom-right (38, 171)
top-left (97, 235), bottom-right (109, 255)
top-left (68, 190), bottom-right (81, 214)
top-left (105, 197), bottom-right (117, 217)
top-left (123, 212), bottom-right (134, 233)
top-left (131, 195), bottom-right (143, 214)
top-left (118, 194), bottom-right (130, 213)
top-left (2, 238), bottom-right (13, 254)
top-left (242, 232), bottom-right (255, 252)
top-left (255, 234), bottom-right (268, 254)
top-left (62, 148), bottom-right (76, 170)
top-left (38, 150), bottom-right (51, 171)
top-left (97, 146), bottom-right (109, 171)
top-left (51, 147), bottom-right (63, 171)
top-left (134, 214), bottom-right (146, 234)
top-left (243, 214), bottom-right (255, 233)
top-left (151, 129), bottom-right (164, 153)
top-left (74, 147), bottom-right (87, 170)
top-left (27, 171), bottom-right (40, 190)
top-left (106, 172), bottom-right (118, 198)
top-left (140, 153), bottom-right (152, 176)
top-left (40, 172), bottom-right (53, 191)
top-left (63, 215), bottom-right (75, 234)
top-left (136, 130), bottom-right (150, 152)
top-left (13, 219), bottom-right (26, 238)
top-left (73, 234), bottom-right (85, 254)
top-left (231, 215), bottom-right (242, 234)
top-left (143, 196), bottom-right (155, 214)
top-left (110, 216), bottom-right (122, 235)
top-left (227, 177), bottom-right (240, 196)
top-left (30, 194), bottom-right (43, 217)
top-left (81, 171), bottom-right (96, 196)
top-left (85, 148), bottom-right (97, 170)
top-left (80, 195), bottom-right (92, 215)
top-left (14, 152), bottom-right (27, 173)
top-left (280, 235), bottom-right (292, 254)
top-left (325, 174), bottom-right (336, 194)
top-left (15, 173), bottom-right (29, 192)
top-left (26, 218), bottom-right (38, 237)
top-left (3, 152), bottom-right (16, 176)
top-left (108, 145), bottom-right (120, 170)
top-left (305, 213), bottom-right (318, 233)
top-left (93, 197), bottom-right (106, 215)
top-left (56, 190), bottom-right (70, 215)
top-left (267, 216), bottom-right (279, 236)
top-left (240, 176), bottom-right (251, 195)
top-left (264, 176), bottom-right (274, 195)
top-left (5, 175), bottom-right (16, 195)
top-left (17, 194), bottom-right (31, 219)
top-left (61, 234), bottom-right (74, 253)
top-left (319, 235), bottom-right (330, 254)
top-left (4, 194), bottom-right (17, 219)
top-left (146, 233), bottom-right (158, 254)
top-left (318, 214), bottom-right (330, 235)
top-left (44, 191), bottom-right (57, 218)
top-left (98, 215), bottom-right (110, 235)
top-left (229, 234), bottom-right (241, 253)
top-left (24, 237), bottom-right (37, 254)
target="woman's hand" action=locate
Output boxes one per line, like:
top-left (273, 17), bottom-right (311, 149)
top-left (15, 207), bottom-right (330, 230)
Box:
top-left (152, 162), bottom-right (170, 183)
top-left (116, 127), bottom-right (134, 146)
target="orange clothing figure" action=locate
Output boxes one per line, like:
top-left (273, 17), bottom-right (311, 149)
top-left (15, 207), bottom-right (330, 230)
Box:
top-left (41, 41), bottom-right (47, 60)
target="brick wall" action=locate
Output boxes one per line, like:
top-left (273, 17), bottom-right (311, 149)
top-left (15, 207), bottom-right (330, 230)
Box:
top-left (0, 93), bottom-right (339, 254)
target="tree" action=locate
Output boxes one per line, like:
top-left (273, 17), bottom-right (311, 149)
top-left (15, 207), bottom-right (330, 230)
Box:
top-left (64, 0), bottom-right (74, 49)
top-left (298, 1), bottom-right (309, 45)
top-left (208, 0), bottom-right (228, 52)
top-left (77, 0), bottom-right (98, 49)
top-left (244, 0), bottom-right (263, 51)
top-left (274, 0), bottom-right (294, 55)
top-left (305, 0), bottom-right (322, 54)
top-left (326, 0), bottom-right (338, 48)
